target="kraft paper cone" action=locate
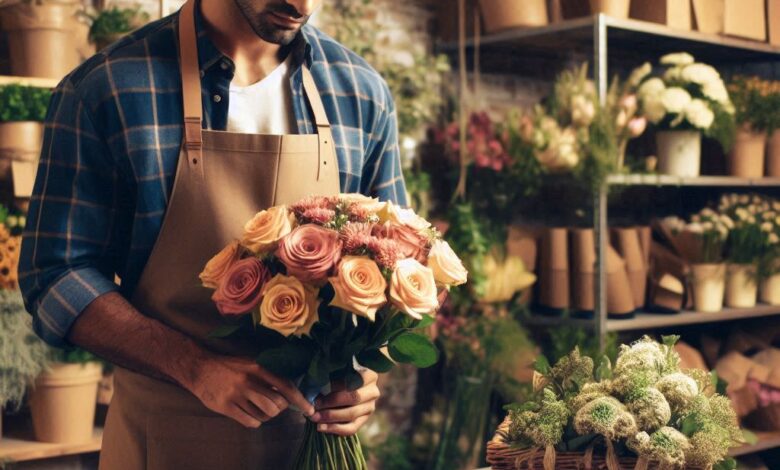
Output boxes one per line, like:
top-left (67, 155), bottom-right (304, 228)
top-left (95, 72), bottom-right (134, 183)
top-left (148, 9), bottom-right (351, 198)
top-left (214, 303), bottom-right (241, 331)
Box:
top-left (570, 228), bottom-right (596, 312)
top-left (637, 226), bottom-right (652, 266)
top-left (650, 242), bottom-right (690, 284)
top-left (648, 273), bottom-right (684, 312)
top-left (675, 342), bottom-right (708, 371)
top-left (606, 245), bottom-right (635, 317)
top-left (538, 227), bottom-right (569, 311)
top-left (508, 225), bottom-right (539, 305)
top-left (612, 228), bottom-right (648, 308)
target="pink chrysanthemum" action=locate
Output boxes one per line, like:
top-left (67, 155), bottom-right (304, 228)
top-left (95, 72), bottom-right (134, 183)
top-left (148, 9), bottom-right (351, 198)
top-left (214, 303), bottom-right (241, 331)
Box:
top-left (346, 203), bottom-right (371, 222)
top-left (290, 196), bottom-right (338, 217)
top-left (368, 237), bottom-right (401, 270)
top-left (340, 223), bottom-right (374, 252)
top-left (301, 208), bottom-right (336, 225)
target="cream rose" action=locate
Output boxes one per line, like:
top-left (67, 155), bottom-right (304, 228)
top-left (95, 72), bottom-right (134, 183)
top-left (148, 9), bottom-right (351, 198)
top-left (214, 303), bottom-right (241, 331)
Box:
top-left (241, 206), bottom-right (295, 254)
top-left (378, 201), bottom-right (431, 232)
top-left (329, 256), bottom-right (387, 321)
top-left (426, 240), bottom-right (467, 287)
top-left (200, 241), bottom-right (242, 289)
top-left (339, 193), bottom-right (387, 214)
top-left (389, 258), bottom-right (438, 320)
top-left (259, 274), bottom-right (320, 337)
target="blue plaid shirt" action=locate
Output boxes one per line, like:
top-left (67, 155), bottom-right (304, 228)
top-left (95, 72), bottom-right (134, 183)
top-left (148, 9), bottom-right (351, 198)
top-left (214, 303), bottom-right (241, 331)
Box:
top-left (19, 8), bottom-right (407, 347)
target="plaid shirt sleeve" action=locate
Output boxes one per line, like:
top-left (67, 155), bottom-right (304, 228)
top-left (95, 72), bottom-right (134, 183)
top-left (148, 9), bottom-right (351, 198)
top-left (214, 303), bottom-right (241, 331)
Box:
top-left (362, 82), bottom-right (408, 206)
top-left (19, 79), bottom-right (120, 347)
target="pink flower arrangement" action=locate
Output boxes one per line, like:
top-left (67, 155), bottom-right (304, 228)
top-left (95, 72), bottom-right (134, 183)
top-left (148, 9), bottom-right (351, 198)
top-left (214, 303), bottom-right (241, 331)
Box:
top-left (442, 111), bottom-right (511, 172)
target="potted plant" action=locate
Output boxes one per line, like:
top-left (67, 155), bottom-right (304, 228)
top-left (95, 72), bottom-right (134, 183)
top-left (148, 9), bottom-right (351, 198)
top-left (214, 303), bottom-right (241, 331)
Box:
top-left (0, 0), bottom-right (82, 79)
top-left (28, 348), bottom-right (102, 444)
top-left (0, 84), bottom-right (52, 198)
top-left (478, 0), bottom-right (548, 33)
top-left (0, 289), bottom-right (50, 440)
top-left (727, 76), bottom-right (775, 178)
top-left (86, 6), bottom-right (149, 51)
top-left (637, 52), bottom-right (735, 177)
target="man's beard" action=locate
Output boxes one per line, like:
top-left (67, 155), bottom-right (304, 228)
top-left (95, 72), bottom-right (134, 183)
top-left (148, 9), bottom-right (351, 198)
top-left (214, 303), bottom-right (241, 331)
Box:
top-left (233, 0), bottom-right (310, 45)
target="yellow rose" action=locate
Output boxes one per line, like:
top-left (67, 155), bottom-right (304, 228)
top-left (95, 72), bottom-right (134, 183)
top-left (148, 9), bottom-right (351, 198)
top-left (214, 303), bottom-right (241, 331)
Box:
top-left (241, 206), bottom-right (295, 254)
top-left (259, 274), bottom-right (319, 337)
top-left (329, 256), bottom-right (387, 321)
top-left (199, 241), bottom-right (242, 289)
top-left (427, 240), bottom-right (468, 287)
top-left (389, 258), bottom-right (438, 320)
top-left (480, 254), bottom-right (536, 303)
top-left (339, 193), bottom-right (387, 214)
top-left (378, 201), bottom-right (431, 232)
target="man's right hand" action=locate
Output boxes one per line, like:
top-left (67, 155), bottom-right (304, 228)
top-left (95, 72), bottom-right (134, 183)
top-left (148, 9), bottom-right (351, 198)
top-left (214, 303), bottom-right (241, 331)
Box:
top-left (188, 355), bottom-right (316, 428)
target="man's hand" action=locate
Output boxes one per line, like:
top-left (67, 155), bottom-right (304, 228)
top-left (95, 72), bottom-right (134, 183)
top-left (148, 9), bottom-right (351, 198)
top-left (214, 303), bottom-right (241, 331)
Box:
top-left (312, 369), bottom-right (380, 436)
top-left (189, 355), bottom-right (315, 428)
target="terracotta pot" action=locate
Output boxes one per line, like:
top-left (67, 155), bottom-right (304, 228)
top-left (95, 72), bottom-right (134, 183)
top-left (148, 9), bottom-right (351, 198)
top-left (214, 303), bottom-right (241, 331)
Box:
top-left (760, 273), bottom-right (780, 305)
top-left (612, 227), bottom-right (648, 309)
top-left (0, 122), bottom-right (44, 198)
top-left (29, 362), bottom-right (102, 444)
top-left (725, 264), bottom-right (758, 308)
top-left (656, 130), bottom-right (702, 177)
top-left (728, 127), bottom-right (767, 178)
top-left (691, 263), bottom-right (726, 312)
top-left (766, 129), bottom-right (780, 177)
top-left (478, 0), bottom-right (548, 33)
top-left (570, 228), bottom-right (596, 312)
top-left (589, 0), bottom-right (631, 18)
top-left (538, 227), bottom-right (569, 311)
top-left (0, 1), bottom-right (81, 80)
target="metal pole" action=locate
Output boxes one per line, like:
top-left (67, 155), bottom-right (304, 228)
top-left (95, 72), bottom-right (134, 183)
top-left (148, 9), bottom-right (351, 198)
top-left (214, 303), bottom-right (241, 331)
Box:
top-left (593, 14), bottom-right (609, 353)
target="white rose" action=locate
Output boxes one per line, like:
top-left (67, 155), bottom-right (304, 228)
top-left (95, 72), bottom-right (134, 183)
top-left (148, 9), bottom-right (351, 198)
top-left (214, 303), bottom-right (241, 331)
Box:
top-left (684, 99), bottom-right (715, 130)
top-left (427, 240), bottom-right (468, 287)
top-left (660, 52), bottom-right (695, 66)
top-left (662, 87), bottom-right (692, 114)
top-left (639, 77), bottom-right (665, 99)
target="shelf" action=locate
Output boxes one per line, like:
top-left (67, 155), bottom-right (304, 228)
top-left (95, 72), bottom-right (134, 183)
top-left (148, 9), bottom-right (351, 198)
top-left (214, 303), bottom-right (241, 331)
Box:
top-left (607, 174), bottom-right (780, 187)
top-left (607, 305), bottom-right (780, 332)
top-left (0, 428), bottom-right (102, 462)
top-left (731, 430), bottom-right (780, 457)
top-left (0, 76), bottom-right (59, 88)
top-left (439, 15), bottom-right (780, 75)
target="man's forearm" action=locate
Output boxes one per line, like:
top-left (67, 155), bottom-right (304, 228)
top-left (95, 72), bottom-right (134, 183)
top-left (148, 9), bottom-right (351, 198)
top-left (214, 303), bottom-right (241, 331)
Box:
top-left (68, 292), bottom-right (211, 390)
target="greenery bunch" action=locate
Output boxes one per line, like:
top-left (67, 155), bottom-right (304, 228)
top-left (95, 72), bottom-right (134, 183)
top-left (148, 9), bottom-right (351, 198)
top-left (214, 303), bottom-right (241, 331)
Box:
top-left (86, 6), bottom-right (149, 44)
top-left (0, 85), bottom-right (52, 122)
top-left (728, 76), bottom-right (780, 132)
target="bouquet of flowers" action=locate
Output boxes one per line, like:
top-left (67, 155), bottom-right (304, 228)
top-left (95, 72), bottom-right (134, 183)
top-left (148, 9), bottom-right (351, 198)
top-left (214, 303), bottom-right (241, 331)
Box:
top-left (200, 194), bottom-right (467, 470)
top-left (660, 208), bottom-right (731, 264)
top-left (636, 52), bottom-right (735, 150)
top-left (717, 193), bottom-right (777, 265)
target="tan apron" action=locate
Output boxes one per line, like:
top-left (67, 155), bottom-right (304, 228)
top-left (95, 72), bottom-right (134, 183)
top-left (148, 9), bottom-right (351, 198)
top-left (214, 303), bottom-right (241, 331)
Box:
top-left (99, 1), bottom-right (340, 468)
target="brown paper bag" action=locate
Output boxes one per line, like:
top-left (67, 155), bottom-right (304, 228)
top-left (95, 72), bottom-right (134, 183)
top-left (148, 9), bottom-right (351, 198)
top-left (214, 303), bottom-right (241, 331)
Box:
top-left (538, 227), bottom-right (570, 311)
top-left (724, 0), bottom-right (767, 40)
top-left (606, 245), bottom-right (635, 317)
top-left (612, 228), bottom-right (648, 309)
top-left (630, 0), bottom-right (692, 30)
top-left (507, 225), bottom-right (540, 305)
top-left (648, 273), bottom-right (685, 312)
top-left (570, 228), bottom-right (596, 312)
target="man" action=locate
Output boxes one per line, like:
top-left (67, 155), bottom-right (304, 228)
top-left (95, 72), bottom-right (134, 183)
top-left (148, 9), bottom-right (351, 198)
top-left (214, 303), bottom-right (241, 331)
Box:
top-left (19, 0), bottom-right (406, 468)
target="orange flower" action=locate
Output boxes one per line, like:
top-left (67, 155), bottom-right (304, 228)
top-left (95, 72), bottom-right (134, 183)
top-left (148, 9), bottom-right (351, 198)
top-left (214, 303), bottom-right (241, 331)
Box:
top-left (200, 241), bottom-right (242, 289)
top-left (389, 259), bottom-right (439, 320)
top-left (241, 206), bottom-right (295, 254)
top-left (259, 274), bottom-right (319, 337)
top-left (329, 256), bottom-right (387, 321)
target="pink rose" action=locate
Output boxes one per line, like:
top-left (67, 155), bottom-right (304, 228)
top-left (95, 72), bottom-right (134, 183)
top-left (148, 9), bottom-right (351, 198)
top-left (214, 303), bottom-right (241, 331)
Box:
top-left (373, 222), bottom-right (428, 263)
top-left (277, 225), bottom-right (343, 282)
top-left (212, 258), bottom-right (270, 316)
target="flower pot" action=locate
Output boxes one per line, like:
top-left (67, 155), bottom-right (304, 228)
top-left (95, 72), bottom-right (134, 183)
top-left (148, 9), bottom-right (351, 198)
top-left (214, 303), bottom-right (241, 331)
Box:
top-left (691, 263), bottom-right (726, 312)
top-left (478, 0), bottom-right (548, 33)
top-left (29, 362), bottom-right (102, 444)
top-left (656, 130), bottom-right (702, 177)
top-left (589, 0), bottom-right (631, 18)
top-left (766, 129), bottom-right (780, 177)
top-left (726, 264), bottom-right (758, 308)
top-left (728, 127), bottom-right (767, 178)
top-left (0, 122), bottom-right (44, 198)
top-left (0, 1), bottom-right (81, 80)
top-left (760, 274), bottom-right (780, 305)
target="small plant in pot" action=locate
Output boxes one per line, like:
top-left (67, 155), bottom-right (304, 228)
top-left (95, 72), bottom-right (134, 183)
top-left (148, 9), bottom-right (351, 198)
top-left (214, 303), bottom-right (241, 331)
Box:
top-left (0, 84), bottom-right (52, 198)
top-left (636, 52), bottom-right (735, 177)
top-left (0, 289), bottom-right (50, 440)
top-left (727, 76), bottom-right (777, 178)
top-left (86, 6), bottom-right (149, 51)
top-left (28, 347), bottom-right (103, 444)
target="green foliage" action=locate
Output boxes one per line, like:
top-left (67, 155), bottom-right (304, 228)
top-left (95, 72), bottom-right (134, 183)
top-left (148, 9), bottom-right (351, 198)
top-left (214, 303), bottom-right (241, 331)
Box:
top-left (548, 325), bottom-right (618, 364)
top-left (86, 6), bottom-right (149, 43)
top-left (0, 85), bottom-right (52, 122)
top-left (728, 76), bottom-right (778, 132)
top-left (574, 107), bottom-right (618, 194)
top-left (364, 433), bottom-right (413, 470)
top-left (442, 202), bottom-right (494, 298)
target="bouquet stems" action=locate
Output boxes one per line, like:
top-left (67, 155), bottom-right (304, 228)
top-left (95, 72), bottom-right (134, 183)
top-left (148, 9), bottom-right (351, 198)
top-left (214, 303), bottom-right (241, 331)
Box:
top-left (293, 420), bottom-right (367, 470)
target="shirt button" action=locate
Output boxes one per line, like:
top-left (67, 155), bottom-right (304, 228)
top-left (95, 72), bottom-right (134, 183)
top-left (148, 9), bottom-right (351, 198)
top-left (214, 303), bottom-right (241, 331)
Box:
top-left (220, 61), bottom-right (230, 70)
top-left (213, 94), bottom-right (222, 103)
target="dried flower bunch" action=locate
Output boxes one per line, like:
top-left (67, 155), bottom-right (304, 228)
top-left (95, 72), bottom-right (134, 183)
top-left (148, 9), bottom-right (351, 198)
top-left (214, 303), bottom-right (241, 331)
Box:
top-left (728, 75), bottom-right (780, 132)
top-left (504, 336), bottom-right (742, 470)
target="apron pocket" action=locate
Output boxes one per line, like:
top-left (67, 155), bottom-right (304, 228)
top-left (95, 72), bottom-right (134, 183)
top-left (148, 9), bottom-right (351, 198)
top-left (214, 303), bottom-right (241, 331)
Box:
top-left (146, 412), bottom-right (305, 470)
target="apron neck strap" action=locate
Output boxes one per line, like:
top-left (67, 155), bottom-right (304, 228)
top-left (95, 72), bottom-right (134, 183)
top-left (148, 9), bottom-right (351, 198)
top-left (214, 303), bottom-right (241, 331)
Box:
top-left (178, 0), bottom-right (331, 153)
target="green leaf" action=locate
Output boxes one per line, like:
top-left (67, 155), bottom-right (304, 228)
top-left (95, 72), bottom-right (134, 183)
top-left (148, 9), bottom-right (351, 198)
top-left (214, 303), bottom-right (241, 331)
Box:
top-left (662, 335), bottom-right (681, 348)
top-left (414, 314), bottom-right (435, 330)
top-left (534, 355), bottom-right (551, 375)
top-left (207, 324), bottom-right (243, 339)
top-left (388, 332), bottom-right (438, 368)
top-left (711, 370), bottom-right (729, 395)
top-left (256, 341), bottom-right (314, 380)
top-left (307, 354), bottom-right (330, 388)
top-left (742, 429), bottom-right (759, 445)
top-left (357, 349), bottom-right (394, 373)
top-left (680, 414), bottom-right (701, 437)
top-left (713, 458), bottom-right (737, 470)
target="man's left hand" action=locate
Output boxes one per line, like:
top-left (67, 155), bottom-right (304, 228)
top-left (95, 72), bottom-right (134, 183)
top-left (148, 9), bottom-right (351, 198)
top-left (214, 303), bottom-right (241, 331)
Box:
top-left (312, 369), bottom-right (380, 436)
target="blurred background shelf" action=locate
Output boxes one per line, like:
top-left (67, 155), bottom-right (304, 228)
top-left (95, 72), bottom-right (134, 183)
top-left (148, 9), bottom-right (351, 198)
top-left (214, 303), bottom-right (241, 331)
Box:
top-left (607, 174), bottom-right (780, 187)
top-left (0, 428), bottom-right (102, 462)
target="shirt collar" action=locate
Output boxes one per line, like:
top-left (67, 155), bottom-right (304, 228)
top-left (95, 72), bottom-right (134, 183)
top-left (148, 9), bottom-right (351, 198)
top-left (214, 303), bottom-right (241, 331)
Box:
top-left (185, 1), bottom-right (314, 77)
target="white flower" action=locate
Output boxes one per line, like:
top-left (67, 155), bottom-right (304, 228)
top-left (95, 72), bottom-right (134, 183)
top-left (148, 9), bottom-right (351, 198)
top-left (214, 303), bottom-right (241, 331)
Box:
top-left (687, 222), bottom-right (704, 234)
top-left (664, 66), bottom-right (685, 83)
top-left (739, 195), bottom-right (750, 205)
top-left (701, 221), bottom-right (714, 231)
top-left (662, 216), bottom-right (686, 233)
top-left (684, 99), bottom-right (715, 130)
top-left (644, 96), bottom-right (667, 124)
top-left (700, 208), bottom-right (716, 218)
top-left (571, 95), bottom-right (596, 127)
top-left (680, 63), bottom-right (721, 87)
top-left (762, 222), bottom-right (774, 233)
top-left (702, 80), bottom-right (731, 107)
top-left (775, 216), bottom-right (780, 226)
top-left (718, 225), bottom-right (729, 239)
top-left (773, 202), bottom-right (780, 212)
top-left (721, 215), bottom-right (735, 229)
top-left (736, 208), bottom-right (750, 220)
top-left (628, 62), bottom-right (652, 87)
top-left (764, 212), bottom-right (776, 221)
top-left (771, 233), bottom-right (780, 245)
top-left (639, 78), bottom-right (666, 98)
top-left (660, 52), bottom-right (695, 66)
top-left (662, 87), bottom-right (692, 115)
top-left (691, 214), bottom-right (701, 223)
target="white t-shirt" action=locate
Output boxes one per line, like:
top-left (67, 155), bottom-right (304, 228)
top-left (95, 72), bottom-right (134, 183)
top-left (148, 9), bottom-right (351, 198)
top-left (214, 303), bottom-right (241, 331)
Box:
top-left (226, 56), bottom-right (297, 135)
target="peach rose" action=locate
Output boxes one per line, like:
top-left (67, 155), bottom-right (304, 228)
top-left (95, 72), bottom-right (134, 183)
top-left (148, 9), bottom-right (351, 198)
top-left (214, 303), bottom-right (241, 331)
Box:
top-left (212, 258), bottom-right (270, 316)
top-left (259, 274), bottom-right (320, 337)
top-left (200, 241), bottom-right (242, 289)
top-left (389, 258), bottom-right (439, 320)
top-left (329, 256), bottom-right (387, 321)
top-left (241, 206), bottom-right (295, 254)
top-left (339, 193), bottom-right (387, 214)
top-left (378, 201), bottom-right (431, 232)
top-left (427, 240), bottom-right (468, 287)
top-left (277, 225), bottom-right (342, 282)
top-left (373, 222), bottom-right (427, 263)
